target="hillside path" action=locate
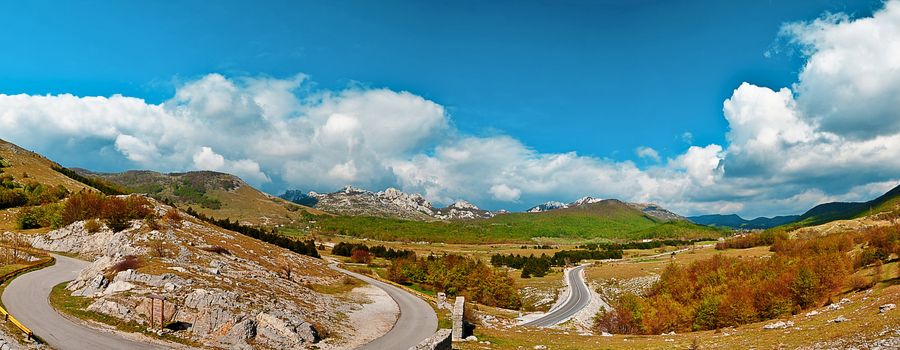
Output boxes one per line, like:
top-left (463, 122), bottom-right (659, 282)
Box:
top-left (329, 263), bottom-right (438, 350)
top-left (3, 254), bottom-right (169, 350)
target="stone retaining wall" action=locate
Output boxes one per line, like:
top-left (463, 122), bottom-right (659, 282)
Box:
top-left (452, 296), bottom-right (465, 341)
top-left (408, 329), bottom-right (451, 350)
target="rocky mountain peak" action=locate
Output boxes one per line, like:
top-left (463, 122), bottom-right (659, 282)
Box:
top-left (449, 200), bottom-right (479, 210)
top-left (572, 196), bottom-right (603, 206)
top-left (340, 185), bottom-right (370, 195)
top-left (527, 201), bottom-right (568, 213)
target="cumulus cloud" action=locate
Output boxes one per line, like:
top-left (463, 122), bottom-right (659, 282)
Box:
top-left (635, 146), bottom-right (661, 162)
top-left (490, 184), bottom-right (522, 202)
top-left (1, 1), bottom-right (900, 218)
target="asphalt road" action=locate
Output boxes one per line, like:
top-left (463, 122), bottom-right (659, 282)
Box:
top-left (3, 254), bottom-right (167, 350)
top-left (331, 264), bottom-right (438, 350)
top-left (522, 264), bottom-right (591, 327)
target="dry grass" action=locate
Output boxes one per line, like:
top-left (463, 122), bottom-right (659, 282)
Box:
top-left (184, 185), bottom-right (325, 227)
top-left (0, 139), bottom-right (93, 193)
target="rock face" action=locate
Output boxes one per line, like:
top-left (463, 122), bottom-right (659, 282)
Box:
top-left (527, 201), bottom-right (568, 213)
top-left (30, 196), bottom-right (357, 349)
top-left (433, 200), bottom-right (494, 220)
top-left (625, 203), bottom-right (685, 221)
top-left (303, 186), bottom-right (495, 221)
top-left (307, 186), bottom-right (436, 220)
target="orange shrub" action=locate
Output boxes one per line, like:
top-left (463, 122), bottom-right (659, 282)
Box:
top-left (595, 234), bottom-right (856, 335)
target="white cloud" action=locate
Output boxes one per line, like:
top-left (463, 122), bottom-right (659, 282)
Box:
top-left (1, 1), bottom-right (900, 218)
top-left (635, 146), bottom-right (661, 162)
top-left (782, 1), bottom-right (900, 139)
top-left (192, 146), bottom-right (270, 184)
top-left (192, 147), bottom-right (226, 170)
top-left (671, 145), bottom-right (724, 187)
top-left (490, 184), bottom-right (522, 202)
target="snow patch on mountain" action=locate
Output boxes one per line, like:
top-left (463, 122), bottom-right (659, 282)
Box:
top-left (527, 201), bottom-right (569, 213)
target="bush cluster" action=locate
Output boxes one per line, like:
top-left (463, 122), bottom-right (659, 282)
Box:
top-left (580, 238), bottom-right (712, 251)
top-left (61, 191), bottom-right (152, 232)
top-left (491, 248), bottom-right (623, 278)
top-left (185, 207), bottom-right (320, 258)
top-left (173, 183), bottom-right (221, 209)
top-left (0, 176), bottom-right (69, 209)
top-left (595, 226), bottom-right (899, 335)
top-left (386, 254), bottom-right (522, 309)
top-left (331, 242), bottom-right (415, 260)
top-left (17, 203), bottom-right (63, 229)
top-left (715, 231), bottom-right (788, 250)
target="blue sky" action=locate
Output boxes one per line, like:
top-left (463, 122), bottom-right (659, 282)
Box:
top-left (1, 0), bottom-right (899, 217)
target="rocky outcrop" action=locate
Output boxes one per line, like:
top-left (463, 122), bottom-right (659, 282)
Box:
top-left (307, 186), bottom-right (437, 221)
top-left (254, 312), bottom-right (318, 348)
top-left (300, 186), bottom-right (497, 221)
top-left (626, 203), bottom-right (685, 221)
top-left (29, 220), bottom-right (143, 257)
top-left (433, 201), bottom-right (494, 220)
top-left (32, 196), bottom-right (357, 349)
top-left (527, 201), bottom-right (568, 213)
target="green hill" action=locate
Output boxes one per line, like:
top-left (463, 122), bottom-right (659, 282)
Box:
top-left (313, 199), bottom-right (723, 244)
top-left (780, 183), bottom-right (900, 229)
top-left (74, 169), bottom-right (324, 226)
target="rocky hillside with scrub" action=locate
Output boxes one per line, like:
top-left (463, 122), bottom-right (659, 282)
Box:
top-left (17, 193), bottom-right (372, 349)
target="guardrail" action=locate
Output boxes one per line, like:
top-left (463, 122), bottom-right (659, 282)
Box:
top-left (0, 245), bottom-right (55, 339)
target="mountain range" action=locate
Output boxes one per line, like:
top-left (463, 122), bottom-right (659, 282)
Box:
top-left (688, 183), bottom-right (900, 229)
top-left (281, 186), bottom-right (496, 221)
top-left (527, 197), bottom-right (685, 221)
top-left (687, 214), bottom-right (802, 230)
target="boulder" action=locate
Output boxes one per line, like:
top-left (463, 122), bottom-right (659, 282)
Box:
top-left (71, 275), bottom-right (109, 297)
top-left (87, 299), bottom-right (134, 320)
top-left (103, 281), bottom-right (135, 295)
top-left (829, 315), bottom-right (850, 323)
top-left (763, 320), bottom-right (793, 330)
top-left (254, 312), bottom-right (318, 348)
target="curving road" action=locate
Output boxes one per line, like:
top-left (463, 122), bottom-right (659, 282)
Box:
top-left (330, 264), bottom-right (438, 350)
top-left (3, 254), bottom-right (167, 350)
top-left (523, 264), bottom-right (591, 327)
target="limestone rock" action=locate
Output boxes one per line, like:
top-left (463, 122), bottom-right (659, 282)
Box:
top-left (103, 281), bottom-right (135, 295)
top-left (255, 312), bottom-right (318, 348)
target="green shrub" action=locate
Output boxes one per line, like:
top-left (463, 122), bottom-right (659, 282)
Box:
top-left (16, 203), bottom-right (63, 229)
top-left (0, 188), bottom-right (28, 209)
top-left (386, 254), bottom-right (522, 309)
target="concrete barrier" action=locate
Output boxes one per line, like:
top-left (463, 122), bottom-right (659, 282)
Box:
top-left (408, 329), bottom-right (451, 350)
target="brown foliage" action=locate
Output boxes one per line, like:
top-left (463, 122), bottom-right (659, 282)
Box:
top-left (84, 219), bottom-right (102, 233)
top-left (62, 192), bottom-right (153, 232)
top-left (149, 240), bottom-right (170, 258)
top-left (596, 229), bottom-right (865, 335)
top-left (715, 230), bottom-right (787, 250)
top-left (200, 245), bottom-right (231, 255)
top-left (109, 255), bottom-right (142, 273)
top-left (350, 248), bottom-right (373, 264)
top-left (163, 209), bottom-right (183, 228)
